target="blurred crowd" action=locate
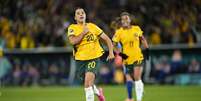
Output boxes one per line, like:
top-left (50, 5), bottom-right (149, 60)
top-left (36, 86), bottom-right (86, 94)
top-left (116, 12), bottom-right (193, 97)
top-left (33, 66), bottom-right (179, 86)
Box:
top-left (0, 0), bottom-right (201, 50)
top-left (0, 50), bottom-right (201, 86)
top-left (99, 50), bottom-right (201, 85)
top-left (150, 50), bottom-right (201, 84)
top-left (0, 54), bottom-right (70, 86)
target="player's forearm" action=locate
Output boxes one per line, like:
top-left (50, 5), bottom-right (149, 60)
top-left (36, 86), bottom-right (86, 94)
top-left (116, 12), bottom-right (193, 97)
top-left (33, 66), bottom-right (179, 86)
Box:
top-left (69, 33), bottom-right (85, 45)
top-left (100, 33), bottom-right (114, 54)
top-left (140, 36), bottom-right (149, 48)
top-left (106, 37), bottom-right (114, 54)
top-left (142, 39), bottom-right (149, 49)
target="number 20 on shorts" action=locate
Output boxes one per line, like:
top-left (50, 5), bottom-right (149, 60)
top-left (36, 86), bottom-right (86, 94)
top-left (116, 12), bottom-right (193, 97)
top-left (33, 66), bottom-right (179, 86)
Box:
top-left (88, 61), bottom-right (96, 69)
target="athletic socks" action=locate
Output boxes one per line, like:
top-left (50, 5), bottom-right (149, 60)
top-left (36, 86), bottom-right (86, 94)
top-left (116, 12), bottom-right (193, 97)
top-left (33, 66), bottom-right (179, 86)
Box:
top-left (93, 85), bottom-right (100, 96)
top-left (126, 80), bottom-right (133, 99)
top-left (85, 86), bottom-right (94, 101)
top-left (135, 80), bottom-right (144, 101)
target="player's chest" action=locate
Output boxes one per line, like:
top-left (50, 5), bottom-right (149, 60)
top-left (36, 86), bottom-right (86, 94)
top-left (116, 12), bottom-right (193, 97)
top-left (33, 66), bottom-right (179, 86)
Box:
top-left (75, 27), bottom-right (98, 42)
top-left (120, 30), bottom-right (140, 42)
top-left (74, 26), bottom-right (96, 36)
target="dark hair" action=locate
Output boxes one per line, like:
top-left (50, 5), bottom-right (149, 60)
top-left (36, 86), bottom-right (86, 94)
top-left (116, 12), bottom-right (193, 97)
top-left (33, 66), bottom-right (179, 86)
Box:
top-left (120, 12), bottom-right (130, 17)
top-left (74, 7), bottom-right (84, 14)
top-left (75, 7), bottom-right (83, 11)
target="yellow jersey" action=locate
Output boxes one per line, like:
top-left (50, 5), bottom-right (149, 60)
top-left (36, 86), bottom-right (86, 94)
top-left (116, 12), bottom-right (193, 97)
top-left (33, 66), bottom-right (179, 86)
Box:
top-left (113, 25), bottom-right (144, 65)
top-left (0, 48), bottom-right (3, 57)
top-left (67, 23), bottom-right (104, 60)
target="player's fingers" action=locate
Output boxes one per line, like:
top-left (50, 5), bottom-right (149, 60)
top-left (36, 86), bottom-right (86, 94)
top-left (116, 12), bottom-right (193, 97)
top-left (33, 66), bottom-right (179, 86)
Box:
top-left (106, 56), bottom-right (112, 61)
top-left (106, 56), bottom-right (109, 61)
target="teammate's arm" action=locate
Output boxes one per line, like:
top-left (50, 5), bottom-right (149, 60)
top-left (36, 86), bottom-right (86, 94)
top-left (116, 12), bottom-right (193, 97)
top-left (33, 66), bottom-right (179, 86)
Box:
top-left (113, 42), bottom-right (121, 53)
top-left (113, 42), bottom-right (128, 59)
top-left (140, 35), bottom-right (149, 60)
top-left (100, 33), bottom-right (115, 60)
top-left (140, 35), bottom-right (149, 48)
top-left (68, 25), bottom-right (88, 45)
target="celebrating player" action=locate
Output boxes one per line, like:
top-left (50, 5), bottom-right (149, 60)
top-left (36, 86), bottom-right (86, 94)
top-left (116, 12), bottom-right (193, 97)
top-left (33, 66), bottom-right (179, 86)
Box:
top-left (112, 12), bottom-right (149, 101)
top-left (67, 8), bottom-right (114, 101)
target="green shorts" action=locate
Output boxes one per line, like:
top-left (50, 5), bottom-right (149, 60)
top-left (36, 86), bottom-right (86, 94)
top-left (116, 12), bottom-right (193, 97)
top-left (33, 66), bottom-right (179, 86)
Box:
top-left (76, 58), bottom-right (100, 81)
top-left (124, 60), bottom-right (144, 74)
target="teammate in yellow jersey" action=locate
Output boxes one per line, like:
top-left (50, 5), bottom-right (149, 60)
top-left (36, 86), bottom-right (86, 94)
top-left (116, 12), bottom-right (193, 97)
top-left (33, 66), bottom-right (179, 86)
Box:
top-left (113, 12), bottom-right (149, 101)
top-left (67, 8), bottom-right (114, 101)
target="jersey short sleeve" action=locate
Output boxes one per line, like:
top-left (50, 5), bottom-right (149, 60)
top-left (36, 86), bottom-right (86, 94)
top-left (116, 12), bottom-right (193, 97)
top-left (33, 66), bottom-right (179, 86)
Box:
top-left (112, 30), bottom-right (121, 43)
top-left (136, 26), bottom-right (143, 37)
top-left (90, 23), bottom-right (103, 36)
top-left (67, 24), bottom-right (76, 37)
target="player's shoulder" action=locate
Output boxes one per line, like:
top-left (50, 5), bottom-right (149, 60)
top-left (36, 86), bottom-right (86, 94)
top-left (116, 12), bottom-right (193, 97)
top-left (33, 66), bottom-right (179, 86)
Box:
top-left (68, 24), bottom-right (77, 29)
top-left (88, 22), bottom-right (98, 27)
top-left (115, 27), bottom-right (123, 33)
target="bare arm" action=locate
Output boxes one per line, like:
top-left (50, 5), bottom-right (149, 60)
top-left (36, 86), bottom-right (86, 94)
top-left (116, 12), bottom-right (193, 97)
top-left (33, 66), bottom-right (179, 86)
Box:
top-left (100, 33), bottom-right (113, 55)
top-left (140, 35), bottom-right (150, 60)
top-left (68, 33), bottom-right (86, 45)
top-left (140, 35), bottom-right (149, 48)
top-left (68, 26), bottom-right (88, 45)
top-left (100, 33), bottom-right (114, 60)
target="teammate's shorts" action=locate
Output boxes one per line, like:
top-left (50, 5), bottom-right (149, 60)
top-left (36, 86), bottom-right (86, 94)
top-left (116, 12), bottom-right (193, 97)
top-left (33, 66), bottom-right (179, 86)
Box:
top-left (75, 58), bottom-right (100, 81)
top-left (124, 59), bottom-right (144, 74)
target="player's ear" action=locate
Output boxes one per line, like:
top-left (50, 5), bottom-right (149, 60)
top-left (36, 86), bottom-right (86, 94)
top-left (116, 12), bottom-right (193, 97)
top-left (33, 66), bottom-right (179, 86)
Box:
top-left (128, 17), bottom-right (131, 23)
top-left (74, 16), bottom-right (77, 21)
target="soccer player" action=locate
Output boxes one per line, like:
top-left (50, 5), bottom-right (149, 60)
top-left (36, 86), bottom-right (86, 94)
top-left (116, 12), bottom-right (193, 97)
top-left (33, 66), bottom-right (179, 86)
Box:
top-left (112, 12), bottom-right (149, 101)
top-left (67, 8), bottom-right (114, 101)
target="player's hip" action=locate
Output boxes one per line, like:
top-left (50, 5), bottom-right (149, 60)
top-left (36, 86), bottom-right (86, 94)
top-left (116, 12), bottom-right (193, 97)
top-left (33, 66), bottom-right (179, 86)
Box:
top-left (75, 58), bottom-right (101, 81)
top-left (74, 50), bottom-right (104, 60)
top-left (123, 59), bottom-right (144, 74)
top-left (123, 56), bottom-right (144, 65)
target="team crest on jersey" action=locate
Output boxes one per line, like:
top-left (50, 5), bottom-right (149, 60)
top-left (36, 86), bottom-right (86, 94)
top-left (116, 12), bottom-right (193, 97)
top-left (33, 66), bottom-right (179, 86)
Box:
top-left (134, 33), bottom-right (138, 37)
top-left (69, 29), bottom-right (74, 33)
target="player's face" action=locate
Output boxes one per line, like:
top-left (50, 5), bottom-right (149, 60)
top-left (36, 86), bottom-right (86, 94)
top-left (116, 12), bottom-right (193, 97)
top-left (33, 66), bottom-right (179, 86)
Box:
top-left (121, 15), bottom-right (131, 27)
top-left (75, 9), bottom-right (86, 23)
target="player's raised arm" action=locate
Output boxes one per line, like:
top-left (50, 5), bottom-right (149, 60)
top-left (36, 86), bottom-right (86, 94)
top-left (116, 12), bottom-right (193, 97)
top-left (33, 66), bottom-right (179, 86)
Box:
top-left (100, 33), bottom-right (115, 61)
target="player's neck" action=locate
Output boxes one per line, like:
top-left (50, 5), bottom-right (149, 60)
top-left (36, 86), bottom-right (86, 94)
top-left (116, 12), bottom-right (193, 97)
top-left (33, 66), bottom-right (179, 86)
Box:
top-left (123, 25), bottom-right (131, 29)
top-left (77, 21), bottom-right (86, 25)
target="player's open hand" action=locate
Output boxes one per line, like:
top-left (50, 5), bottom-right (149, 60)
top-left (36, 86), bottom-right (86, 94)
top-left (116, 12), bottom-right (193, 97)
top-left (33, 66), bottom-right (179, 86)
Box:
top-left (106, 52), bottom-right (115, 61)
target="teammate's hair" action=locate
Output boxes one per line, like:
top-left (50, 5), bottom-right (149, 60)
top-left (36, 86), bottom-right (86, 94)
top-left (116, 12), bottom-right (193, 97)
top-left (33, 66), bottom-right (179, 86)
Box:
top-left (120, 12), bottom-right (130, 17)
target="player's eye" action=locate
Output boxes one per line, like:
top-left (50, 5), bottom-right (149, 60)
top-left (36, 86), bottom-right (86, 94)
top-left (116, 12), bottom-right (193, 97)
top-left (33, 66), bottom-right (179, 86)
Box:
top-left (76, 12), bottom-right (79, 15)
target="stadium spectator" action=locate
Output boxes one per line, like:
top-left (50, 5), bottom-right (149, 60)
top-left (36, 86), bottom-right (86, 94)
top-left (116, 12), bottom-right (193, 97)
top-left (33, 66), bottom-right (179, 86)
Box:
top-left (149, 26), bottom-right (161, 45)
top-left (12, 64), bottom-right (22, 86)
top-left (48, 64), bottom-right (61, 85)
top-left (0, 55), bottom-right (12, 84)
top-left (154, 56), bottom-right (171, 83)
top-left (113, 68), bottom-right (124, 84)
top-left (99, 64), bottom-right (113, 84)
top-left (188, 59), bottom-right (201, 73)
top-left (170, 50), bottom-right (184, 74)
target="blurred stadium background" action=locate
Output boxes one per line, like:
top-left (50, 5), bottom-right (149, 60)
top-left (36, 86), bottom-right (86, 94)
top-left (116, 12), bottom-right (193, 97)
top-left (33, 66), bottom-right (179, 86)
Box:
top-left (0, 0), bottom-right (201, 101)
